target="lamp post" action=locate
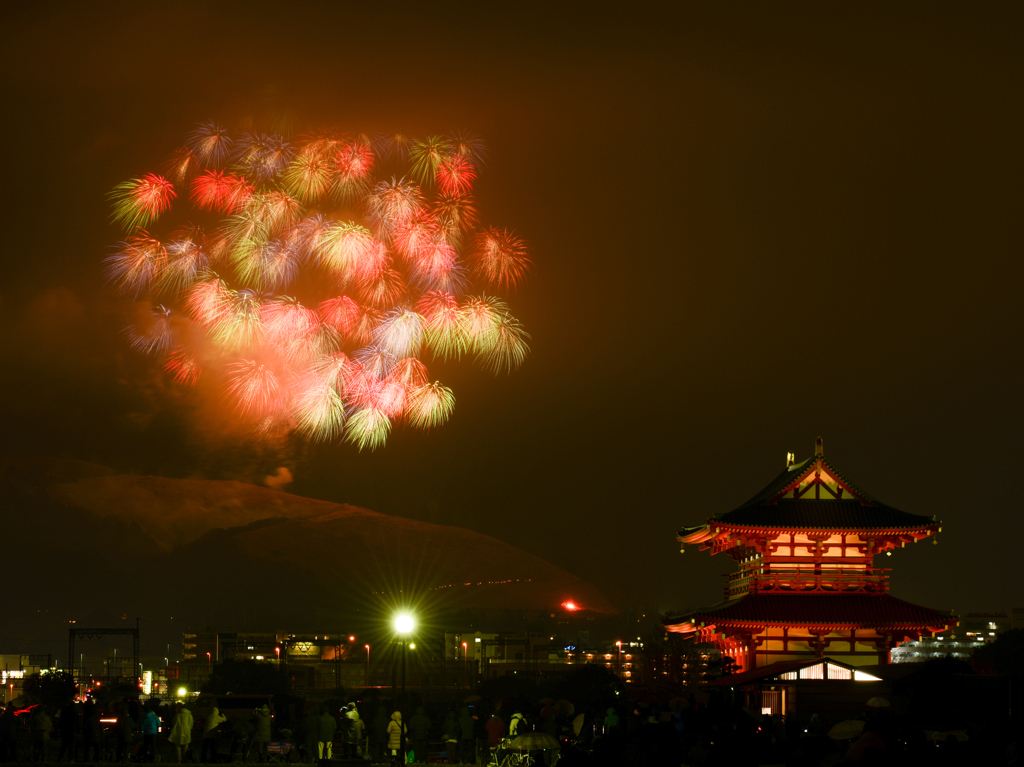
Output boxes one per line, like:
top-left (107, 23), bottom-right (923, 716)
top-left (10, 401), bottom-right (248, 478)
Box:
top-left (393, 614), bottom-right (415, 764)
top-left (462, 642), bottom-right (468, 687)
top-left (365, 645), bottom-right (370, 687)
top-left (206, 652), bottom-right (211, 669)
top-left (616, 641), bottom-right (622, 676)
top-left (275, 647), bottom-right (281, 670)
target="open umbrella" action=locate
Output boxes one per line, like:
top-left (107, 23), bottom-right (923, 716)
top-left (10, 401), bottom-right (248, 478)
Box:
top-left (828, 720), bottom-right (865, 740)
top-left (555, 700), bottom-right (575, 716)
top-left (509, 732), bottom-right (560, 750)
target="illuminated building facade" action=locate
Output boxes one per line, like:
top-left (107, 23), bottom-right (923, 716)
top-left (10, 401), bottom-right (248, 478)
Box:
top-left (890, 611), bottom-right (1010, 663)
top-left (665, 439), bottom-right (957, 672)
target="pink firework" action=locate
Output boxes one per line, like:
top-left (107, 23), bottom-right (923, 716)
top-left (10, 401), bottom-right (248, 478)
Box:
top-left (392, 212), bottom-right (438, 262)
top-left (191, 171), bottom-right (253, 214)
top-left (164, 347), bottom-right (201, 386)
top-left (185, 278), bottom-right (233, 328)
top-left (188, 121), bottom-right (233, 166)
top-left (226, 359), bottom-right (284, 418)
top-left (110, 174), bottom-right (177, 231)
top-left (108, 121), bottom-right (532, 447)
top-left (469, 227), bottom-right (531, 291)
top-left (127, 304), bottom-right (175, 355)
top-left (366, 178), bottom-right (426, 238)
top-left (105, 232), bottom-right (168, 297)
top-left (164, 147), bottom-right (200, 184)
top-left (373, 308), bottom-right (424, 359)
top-left (318, 295), bottom-right (362, 337)
top-left (292, 369), bottom-right (346, 441)
top-left (416, 291), bottom-right (465, 360)
top-left (162, 225), bottom-right (209, 293)
top-left (435, 154), bottom-right (476, 196)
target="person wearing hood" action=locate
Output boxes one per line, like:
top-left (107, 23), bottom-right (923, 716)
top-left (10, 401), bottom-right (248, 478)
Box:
top-left (603, 707), bottom-right (620, 734)
top-left (317, 707), bottom-right (336, 765)
top-left (168, 703), bottom-right (194, 764)
top-left (140, 705), bottom-right (161, 762)
top-left (201, 705), bottom-right (226, 762)
top-left (344, 704), bottom-right (364, 758)
top-left (252, 704), bottom-right (273, 763)
top-left (509, 712), bottom-right (526, 738)
top-left (409, 707), bottom-right (431, 764)
top-left (386, 711), bottom-right (406, 765)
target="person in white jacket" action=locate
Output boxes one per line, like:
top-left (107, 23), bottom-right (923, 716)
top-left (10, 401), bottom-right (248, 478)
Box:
top-left (169, 703), bottom-right (195, 764)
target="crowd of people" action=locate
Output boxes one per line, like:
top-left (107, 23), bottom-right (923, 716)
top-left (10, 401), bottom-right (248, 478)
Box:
top-left (1, 690), bottom-right (1018, 765)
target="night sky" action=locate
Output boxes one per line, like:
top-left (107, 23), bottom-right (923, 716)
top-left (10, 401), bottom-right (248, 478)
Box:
top-left (2, 3), bottom-right (1021, 625)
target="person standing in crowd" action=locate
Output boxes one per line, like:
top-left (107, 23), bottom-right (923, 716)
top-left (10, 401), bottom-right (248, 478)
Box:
top-left (486, 711), bottom-right (506, 748)
top-left (301, 705), bottom-right (319, 764)
top-left (140, 704), bottom-right (161, 762)
top-left (317, 706), bottom-right (336, 766)
top-left (116, 706), bottom-right (136, 763)
top-left (409, 706), bottom-right (431, 764)
top-left (252, 703), bottom-right (272, 763)
top-left (0, 705), bottom-right (19, 762)
top-left (345, 703), bottom-right (363, 759)
top-left (81, 699), bottom-right (101, 763)
top-left (370, 706), bottom-right (389, 764)
top-left (386, 710), bottom-right (405, 766)
top-left (168, 702), bottom-right (194, 764)
top-left (509, 711), bottom-right (524, 738)
top-left (458, 707), bottom-right (476, 765)
top-left (200, 704), bottom-right (226, 762)
top-left (57, 700), bottom-right (80, 762)
top-left (441, 707), bottom-right (459, 765)
top-left (603, 707), bottom-right (619, 735)
top-left (30, 705), bottom-right (52, 762)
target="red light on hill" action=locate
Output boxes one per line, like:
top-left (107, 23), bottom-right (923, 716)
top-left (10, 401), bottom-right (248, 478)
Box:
top-left (562, 600), bottom-right (579, 611)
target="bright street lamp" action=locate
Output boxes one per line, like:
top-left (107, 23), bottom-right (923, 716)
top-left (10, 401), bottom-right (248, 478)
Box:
top-left (393, 614), bottom-right (415, 763)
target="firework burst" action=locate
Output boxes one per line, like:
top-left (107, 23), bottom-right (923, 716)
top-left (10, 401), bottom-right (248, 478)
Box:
top-left (110, 175), bottom-right (176, 231)
top-left (108, 121), bottom-right (532, 448)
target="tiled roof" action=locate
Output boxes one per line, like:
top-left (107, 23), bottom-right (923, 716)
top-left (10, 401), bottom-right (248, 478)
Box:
top-left (715, 499), bottom-right (935, 530)
top-left (696, 455), bottom-right (937, 532)
top-left (664, 593), bottom-right (955, 629)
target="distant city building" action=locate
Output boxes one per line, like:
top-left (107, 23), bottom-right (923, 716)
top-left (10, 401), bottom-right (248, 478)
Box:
top-left (891, 611), bottom-right (1011, 662)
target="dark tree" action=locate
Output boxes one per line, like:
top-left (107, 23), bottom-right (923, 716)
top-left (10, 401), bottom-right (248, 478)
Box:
top-left (972, 629), bottom-right (1024, 676)
top-left (23, 671), bottom-right (77, 709)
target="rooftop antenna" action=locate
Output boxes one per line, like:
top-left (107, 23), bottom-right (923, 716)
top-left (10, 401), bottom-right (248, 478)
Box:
top-left (815, 436), bottom-right (824, 457)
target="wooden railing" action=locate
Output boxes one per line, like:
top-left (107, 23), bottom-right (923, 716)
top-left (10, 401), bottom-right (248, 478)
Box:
top-left (725, 567), bottom-right (890, 598)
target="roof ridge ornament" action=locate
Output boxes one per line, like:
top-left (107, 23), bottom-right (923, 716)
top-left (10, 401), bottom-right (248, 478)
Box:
top-left (814, 436), bottom-right (824, 457)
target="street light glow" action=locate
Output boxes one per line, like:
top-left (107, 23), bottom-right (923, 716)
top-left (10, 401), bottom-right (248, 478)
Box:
top-left (394, 613), bottom-right (415, 634)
